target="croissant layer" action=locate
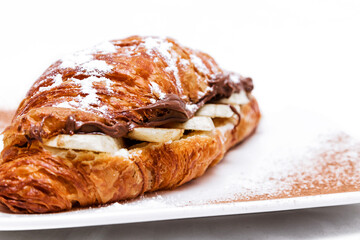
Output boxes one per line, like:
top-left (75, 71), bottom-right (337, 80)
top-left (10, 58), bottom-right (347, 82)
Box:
top-left (0, 36), bottom-right (260, 213)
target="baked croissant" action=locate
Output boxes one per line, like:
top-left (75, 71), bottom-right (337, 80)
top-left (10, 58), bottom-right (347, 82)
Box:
top-left (0, 36), bottom-right (260, 213)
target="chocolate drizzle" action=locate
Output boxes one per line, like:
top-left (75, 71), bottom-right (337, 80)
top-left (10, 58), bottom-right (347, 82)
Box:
top-left (63, 94), bottom-right (192, 138)
top-left (134, 94), bottom-right (192, 122)
top-left (208, 74), bottom-right (242, 99)
top-left (136, 94), bottom-right (188, 112)
top-left (25, 115), bottom-right (52, 145)
top-left (65, 116), bottom-right (128, 137)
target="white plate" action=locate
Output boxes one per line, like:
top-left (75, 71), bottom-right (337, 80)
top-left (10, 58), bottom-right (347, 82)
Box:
top-left (0, 192), bottom-right (360, 231)
top-left (0, 107), bottom-right (359, 231)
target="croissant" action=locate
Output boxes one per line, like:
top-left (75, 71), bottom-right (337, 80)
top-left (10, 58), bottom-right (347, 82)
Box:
top-left (0, 36), bottom-right (260, 213)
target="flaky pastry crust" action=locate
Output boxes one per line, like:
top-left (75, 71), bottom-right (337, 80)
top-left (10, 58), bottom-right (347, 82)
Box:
top-left (0, 36), bottom-right (260, 213)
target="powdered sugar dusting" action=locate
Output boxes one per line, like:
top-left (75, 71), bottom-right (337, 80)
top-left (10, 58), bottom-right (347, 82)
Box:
top-left (114, 148), bottom-right (130, 158)
top-left (190, 54), bottom-right (209, 75)
top-left (54, 101), bottom-right (77, 109)
top-left (74, 76), bottom-right (112, 113)
top-left (78, 78), bottom-right (101, 105)
top-left (221, 133), bottom-right (360, 203)
top-left (143, 37), bottom-right (183, 93)
top-left (80, 60), bottom-right (113, 76)
top-left (60, 54), bottom-right (93, 69)
top-left (60, 56), bottom-right (113, 76)
top-left (38, 74), bottom-right (63, 92)
top-left (179, 58), bottom-right (190, 67)
top-left (59, 41), bottom-right (116, 75)
top-left (92, 195), bottom-right (173, 213)
top-left (197, 86), bottom-right (213, 98)
top-left (53, 76), bottom-right (113, 114)
top-left (92, 41), bottom-right (117, 54)
top-left (229, 72), bottom-right (241, 84)
top-left (122, 45), bottom-right (139, 57)
top-left (149, 82), bottom-right (166, 100)
top-left (185, 103), bottom-right (198, 113)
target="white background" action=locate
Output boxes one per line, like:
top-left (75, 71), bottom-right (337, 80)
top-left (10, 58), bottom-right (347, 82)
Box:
top-left (0, 0), bottom-right (360, 238)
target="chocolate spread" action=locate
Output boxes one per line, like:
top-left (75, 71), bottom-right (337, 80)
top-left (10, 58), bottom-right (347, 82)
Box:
top-left (65, 116), bottom-right (128, 138)
top-left (32, 73), bottom-right (253, 139)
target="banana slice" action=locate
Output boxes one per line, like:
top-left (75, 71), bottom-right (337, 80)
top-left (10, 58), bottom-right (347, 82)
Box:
top-left (127, 128), bottom-right (184, 143)
top-left (216, 91), bottom-right (249, 105)
top-left (44, 134), bottom-right (123, 153)
top-left (196, 104), bottom-right (234, 118)
top-left (166, 116), bottom-right (215, 131)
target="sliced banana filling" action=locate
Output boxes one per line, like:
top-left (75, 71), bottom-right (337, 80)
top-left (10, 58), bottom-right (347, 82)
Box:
top-left (44, 134), bottom-right (124, 153)
top-left (215, 91), bottom-right (250, 105)
top-left (127, 128), bottom-right (184, 143)
top-left (195, 104), bottom-right (234, 118)
top-left (164, 116), bottom-right (215, 131)
top-left (43, 92), bottom-right (248, 153)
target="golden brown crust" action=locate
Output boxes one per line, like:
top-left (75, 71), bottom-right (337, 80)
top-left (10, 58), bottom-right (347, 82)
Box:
top-left (0, 36), bottom-right (260, 213)
top-left (0, 98), bottom-right (260, 213)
